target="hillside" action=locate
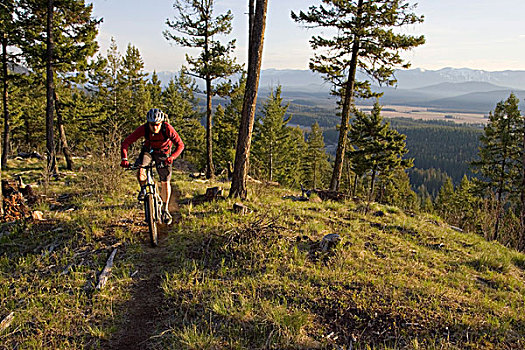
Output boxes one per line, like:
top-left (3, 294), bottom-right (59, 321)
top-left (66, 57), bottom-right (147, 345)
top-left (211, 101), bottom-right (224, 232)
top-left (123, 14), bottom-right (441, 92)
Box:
top-left (1, 158), bottom-right (524, 349)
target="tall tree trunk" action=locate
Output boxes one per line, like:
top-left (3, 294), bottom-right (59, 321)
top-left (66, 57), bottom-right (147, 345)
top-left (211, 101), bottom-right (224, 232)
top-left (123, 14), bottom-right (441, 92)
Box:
top-left (203, 14), bottom-right (214, 180)
top-left (46, 0), bottom-right (58, 177)
top-left (229, 0), bottom-right (268, 199)
top-left (205, 75), bottom-right (214, 178)
top-left (345, 158), bottom-right (352, 194)
top-left (0, 33), bottom-right (7, 215)
top-left (494, 157), bottom-right (507, 241)
top-left (2, 34), bottom-right (10, 169)
top-left (24, 116), bottom-right (30, 147)
top-left (248, 0), bottom-right (254, 53)
top-left (329, 0), bottom-right (363, 192)
top-left (369, 167), bottom-right (377, 201)
top-left (313, 160), bottom-right (317, 189)
top-left (54, 91), bottom-right (73, 170)
top-left (268, 141), bottom-right (273, 182)
top-left (521, 124), bottom-right (525, 250)
top-left (353, 174), bottom-right (359, 197)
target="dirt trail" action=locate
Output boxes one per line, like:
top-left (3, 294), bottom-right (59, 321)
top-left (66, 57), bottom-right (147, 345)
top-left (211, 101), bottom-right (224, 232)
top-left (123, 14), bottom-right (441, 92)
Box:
top-left (106, 234), bottom-right (169, 350)
top-left (106, 189), bottom-right (181, 349)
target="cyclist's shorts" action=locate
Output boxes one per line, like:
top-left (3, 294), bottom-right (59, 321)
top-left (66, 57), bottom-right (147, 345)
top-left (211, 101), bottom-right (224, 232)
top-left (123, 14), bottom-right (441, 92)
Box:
top-left (134, 150), bottom-right (172, 182)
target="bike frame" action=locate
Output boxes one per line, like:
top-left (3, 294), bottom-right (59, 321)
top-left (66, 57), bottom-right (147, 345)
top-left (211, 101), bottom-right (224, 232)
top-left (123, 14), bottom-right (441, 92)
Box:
top-left (129, 162), bottom-right (164, 246)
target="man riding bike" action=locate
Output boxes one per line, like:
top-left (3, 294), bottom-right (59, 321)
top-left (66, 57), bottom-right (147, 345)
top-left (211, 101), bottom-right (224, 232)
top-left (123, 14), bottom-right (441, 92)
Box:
top-left (120, 108), bottom-right (184, 225)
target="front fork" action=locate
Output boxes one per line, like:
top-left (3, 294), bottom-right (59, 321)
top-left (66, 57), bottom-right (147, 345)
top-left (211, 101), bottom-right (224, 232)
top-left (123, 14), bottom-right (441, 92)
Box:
top-left (142, 168), bottom-right (164, 223)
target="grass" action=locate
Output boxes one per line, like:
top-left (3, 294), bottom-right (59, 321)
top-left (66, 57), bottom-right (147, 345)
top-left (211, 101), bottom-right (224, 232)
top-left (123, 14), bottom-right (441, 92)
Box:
top-left (1, 158), bottom-right (525, 349)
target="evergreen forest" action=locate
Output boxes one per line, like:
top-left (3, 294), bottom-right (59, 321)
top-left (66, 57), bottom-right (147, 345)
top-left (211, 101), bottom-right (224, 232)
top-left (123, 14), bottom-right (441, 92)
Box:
top-left (1, 1), bottom-right (525, 348)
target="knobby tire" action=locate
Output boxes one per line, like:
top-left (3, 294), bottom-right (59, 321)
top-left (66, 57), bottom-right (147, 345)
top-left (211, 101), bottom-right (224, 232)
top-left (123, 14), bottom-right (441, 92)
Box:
top-left (144, 193), bottom-right (158, 247)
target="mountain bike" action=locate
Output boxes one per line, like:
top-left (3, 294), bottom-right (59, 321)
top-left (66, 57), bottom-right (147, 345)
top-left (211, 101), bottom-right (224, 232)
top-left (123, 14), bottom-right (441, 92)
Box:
top-left (128, 162), bottom-right (164, 247)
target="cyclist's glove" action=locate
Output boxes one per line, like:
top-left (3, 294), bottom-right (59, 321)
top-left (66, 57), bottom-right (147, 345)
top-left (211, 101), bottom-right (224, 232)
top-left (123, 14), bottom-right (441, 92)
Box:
top-left (164, 155), bottom-right (175, 166)
top-left (120, 159), bottom-right (130, 168)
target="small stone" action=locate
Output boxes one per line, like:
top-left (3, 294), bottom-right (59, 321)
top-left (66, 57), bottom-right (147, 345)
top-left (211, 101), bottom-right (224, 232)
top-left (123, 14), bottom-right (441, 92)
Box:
top-left (320, 233), bottom-right (341, 251)
top-left (32, 211), bottom-right (44, 221)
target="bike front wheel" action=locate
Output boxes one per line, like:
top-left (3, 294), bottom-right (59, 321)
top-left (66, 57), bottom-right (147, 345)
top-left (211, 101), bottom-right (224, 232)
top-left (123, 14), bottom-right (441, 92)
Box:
top-left (144, 193), bottom-right (158, 247)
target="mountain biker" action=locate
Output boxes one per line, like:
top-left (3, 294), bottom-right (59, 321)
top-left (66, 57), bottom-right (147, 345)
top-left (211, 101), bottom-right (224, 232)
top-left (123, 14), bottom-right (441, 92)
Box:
top-left (120, 108), bottom-right (184, 225)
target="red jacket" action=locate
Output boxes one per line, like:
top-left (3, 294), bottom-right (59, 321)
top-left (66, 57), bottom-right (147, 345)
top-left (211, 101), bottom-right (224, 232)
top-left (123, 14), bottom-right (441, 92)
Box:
top-left (121, 122), bottom-right (184, 160)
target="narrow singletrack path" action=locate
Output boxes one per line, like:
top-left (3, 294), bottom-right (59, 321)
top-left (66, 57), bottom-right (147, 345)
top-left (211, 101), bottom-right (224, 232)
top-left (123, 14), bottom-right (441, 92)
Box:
top-left (106, 188), bottom-right (181, 349)
top-left (106, 235), bottom-right (169, 350)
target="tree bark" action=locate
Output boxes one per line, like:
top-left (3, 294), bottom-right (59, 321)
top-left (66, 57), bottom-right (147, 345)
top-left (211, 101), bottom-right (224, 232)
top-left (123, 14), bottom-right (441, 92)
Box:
top-left (313, 160), bottom-right (317, 189)
top-left (205, 75), bottom-right (214, 178)
top-left (2, 34), bottom-right (10, 169)
top-left (329, 0), bottom-right (363, 192)
top-left (268, 141), bottom-right (273, 182)
top-left (521, 122), bottom-right (525, 251)
top-left (203, 13), bottom-right (214, 180)
top-left (0, 33), bottom-right (6, 215)
top-left (229, 0), bottom-right (268, 199)
top-left (54, 91), bottom-right (73, 170)
top-left (345, 158), bottom-right (352, 194)
top-left (46, 0), bottom-right (58, 177)
top-left (248, 0), bottom-right (255, 49)
top-left (369, 167), bottom-right (377, 202)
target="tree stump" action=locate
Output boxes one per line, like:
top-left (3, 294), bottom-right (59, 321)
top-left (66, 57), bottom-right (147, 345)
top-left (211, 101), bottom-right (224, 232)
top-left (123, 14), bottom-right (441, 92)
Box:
top-left (205, 186), bottom-right (223, 200)
top-left (233, 202), bottom-right (249, 215)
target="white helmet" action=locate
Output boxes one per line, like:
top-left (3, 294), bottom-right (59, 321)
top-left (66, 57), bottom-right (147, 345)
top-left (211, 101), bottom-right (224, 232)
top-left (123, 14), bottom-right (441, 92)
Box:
top-left (146, 108), bottom-right (166, 123)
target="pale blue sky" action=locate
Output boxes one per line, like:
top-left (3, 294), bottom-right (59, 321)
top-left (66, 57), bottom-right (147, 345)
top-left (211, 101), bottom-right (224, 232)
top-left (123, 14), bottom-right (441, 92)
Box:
top-left (90, 0), bottom-right (525, 72)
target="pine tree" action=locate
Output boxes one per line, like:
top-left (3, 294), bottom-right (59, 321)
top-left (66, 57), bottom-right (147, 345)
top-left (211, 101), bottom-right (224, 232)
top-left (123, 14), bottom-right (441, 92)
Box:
top-left (162, 71), bottom-right (205, 168)
top-left (348, 102), bottom-right (412, 200)
top-left (165, 0), bottom-right (242, 179)
top-left (281, 126), bottom-right (308, 188)
top-left (252, 86), bottom-right (290, 182)
top-left (119, 44), bottom-right (150, 131)
top-left (302, 122), bottom-right (331, 189)
top-left (18, 0), bottom-right (100, 174)
top-left (292, 0), bottom-right (425, 191)
top-left (472, 94), bottom-right (522, 240)
top-left (435, 176), bottom-right (454, 216)
top-left (214, 75), bottom-right (246, 172)
top-left (380, 169), bottom-right (417, 211)
top-left (148, 71), bottom-right (163, 108)
top-left (10, 72), bottom-right (46, 150)
top-left (1, 0), bottom-right (21, 169)
top-left (86, 38), bottom-right (125, 140)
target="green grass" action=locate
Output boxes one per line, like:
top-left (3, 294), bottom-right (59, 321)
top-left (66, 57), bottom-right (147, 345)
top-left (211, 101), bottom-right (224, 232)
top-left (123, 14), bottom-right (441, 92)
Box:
top-left (1, 158), bottom-right (525, 349)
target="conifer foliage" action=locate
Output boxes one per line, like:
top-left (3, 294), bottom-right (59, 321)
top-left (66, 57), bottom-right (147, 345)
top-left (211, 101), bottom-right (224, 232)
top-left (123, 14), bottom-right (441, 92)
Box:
top-left (17, 0), bottom-right (99, 174)
top-left (252, 86), bottom-right (290, 183)
top-left (472, 94), bottom-right (523, 241)
top-left (214, 75), bottom-right (246, 172)
top-left (292, 0), bottom-right (425, 191)
top-left (348, 102), bottom-right (412, 200)
top-left (165, 0), bottom-right (242, 179)
top-left (302, 122), bottom-right (331, 189)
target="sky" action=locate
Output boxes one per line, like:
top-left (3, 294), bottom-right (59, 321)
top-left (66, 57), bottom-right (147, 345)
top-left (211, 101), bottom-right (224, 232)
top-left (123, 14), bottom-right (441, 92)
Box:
top-left (90, 0), bottom-right (525, 72)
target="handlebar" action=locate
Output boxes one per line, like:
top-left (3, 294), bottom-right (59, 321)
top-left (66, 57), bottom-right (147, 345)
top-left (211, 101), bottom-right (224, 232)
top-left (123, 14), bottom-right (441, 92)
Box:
top-left (125, 160), bottom-right (167, 171)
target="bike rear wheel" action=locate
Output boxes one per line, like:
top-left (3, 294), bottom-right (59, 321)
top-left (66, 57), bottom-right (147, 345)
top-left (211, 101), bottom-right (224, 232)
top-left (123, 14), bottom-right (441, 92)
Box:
top-left (144, 193), bottom-right (158, 247)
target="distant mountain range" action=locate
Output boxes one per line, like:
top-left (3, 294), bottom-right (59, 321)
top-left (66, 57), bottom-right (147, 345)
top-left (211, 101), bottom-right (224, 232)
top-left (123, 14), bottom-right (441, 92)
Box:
top-left (153, 67), bottom-right (525, 114)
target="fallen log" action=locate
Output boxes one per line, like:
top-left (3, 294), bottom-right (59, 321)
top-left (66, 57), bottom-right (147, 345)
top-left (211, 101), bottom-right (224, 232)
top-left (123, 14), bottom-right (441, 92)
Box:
top-left (96, 248), bottom-right (117, 290)
top-left (0, 312), bottom-right (14, 333)
top-left (313, 189), bottom-right (349, 202)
